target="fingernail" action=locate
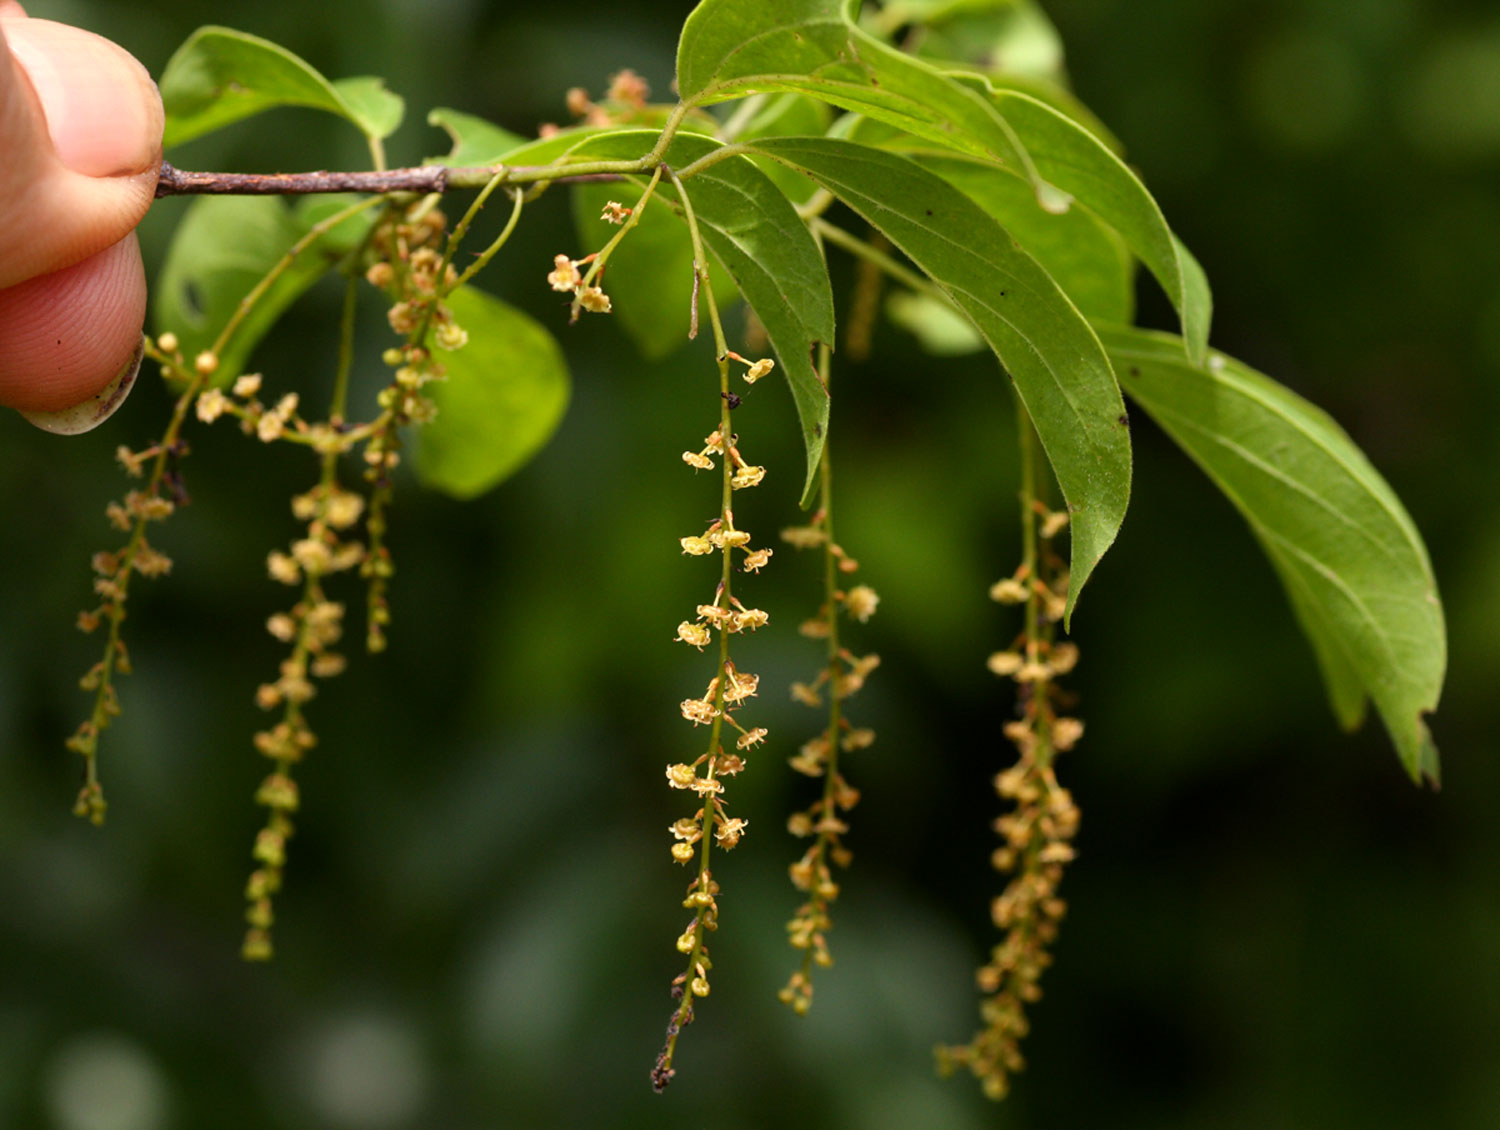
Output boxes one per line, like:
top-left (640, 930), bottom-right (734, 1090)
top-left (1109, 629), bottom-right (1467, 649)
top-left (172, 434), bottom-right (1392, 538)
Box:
top-left (5, 20), bottom-right (163, 177)
top-left (21, 335), bottom-right (142, 434)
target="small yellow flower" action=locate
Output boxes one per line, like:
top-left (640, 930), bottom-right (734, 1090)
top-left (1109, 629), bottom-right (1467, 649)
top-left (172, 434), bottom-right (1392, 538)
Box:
top-left (844, 584), bottom-right (879, 622)
top-left (675, 621), bottom-right (712, 649)
top-left (723, 669), bottom-right (759, 704)
top-left (196, 389), bottom-right (229, 423)
top-left (682, 451), bottom-right (715, 471)
top-left (666, 763), bottom-right (698, 789)
top-left (742, 547), bottom-right (773, 572)
top-left (680, 697), bottom-right (719, 725)
top-left (266, 613), bottom-right (297, 642)
top-left (600, 201), bottom-right (633, 224)
top-left (781, 526), bottom-right (827, 549)
top-left (577, 285), bottom-right (612, 313)
top-left (1050, 642), bottom-right (1080, 674)
top-left (1040, 510), bottom-right (1070, 539)
top-left (736, 727), bottom-right (768, 750)
top-left (731, 465), bottom-right (766, 490)
top-left (671, 842), bottom-right (696, 864)
top-left (1052, 717), bottom-right (1084, 751)
top-left (715, 817), bottom-right (748, 848)
top-left (790, 682), bottom-right (822, 708)
top-left (1015, 660), bottom-right (1052, 683)
top-left (232, 373), bottom-right (263, 399)
top-left (990, 578), bottom-right (1028, 604)
top-left (733, 608), bottom-right (768, 632)
top-left (680, 535), bottom-right (714, 555)
top-left (744, 358), bottom-right (775, 384)
top-left (266, 552), bottom-right (301, 586)
top-left (434, 321), bottom-right (469, 351)
top-left (547, 254), bottom-right (581, 292)
top-left (987, 651), bottom-right (1024, 677)
top-left (696, 604), bottom-right (734, 627)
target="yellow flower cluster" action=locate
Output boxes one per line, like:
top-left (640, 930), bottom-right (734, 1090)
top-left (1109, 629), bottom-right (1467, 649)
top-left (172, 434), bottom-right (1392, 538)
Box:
top-left (779, 504), bottom-right (881, 1014)
top-left (242, 471), bottom-right (367, 962)
top-left (940, 505), bottom-right (1081, 1100)
top-left (68, 436), bottom-right (191, 824)
top-left (654, 389), bottom-right (771, 1092)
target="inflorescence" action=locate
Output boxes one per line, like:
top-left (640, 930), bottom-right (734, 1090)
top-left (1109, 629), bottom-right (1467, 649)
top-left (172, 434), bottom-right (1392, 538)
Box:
top-left (939, 500), bottom-right (1081, 1100)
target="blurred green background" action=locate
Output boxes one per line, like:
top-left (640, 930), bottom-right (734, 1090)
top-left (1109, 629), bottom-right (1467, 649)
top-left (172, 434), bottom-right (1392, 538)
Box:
top-left (2, 0), bottom-right (1498, 1127)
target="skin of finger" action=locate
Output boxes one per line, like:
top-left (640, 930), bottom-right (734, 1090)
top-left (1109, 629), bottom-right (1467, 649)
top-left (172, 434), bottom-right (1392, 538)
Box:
top-left (0, 233), bottom-right (148, 413)
top-left (0, 17), bottom-right (160, 289)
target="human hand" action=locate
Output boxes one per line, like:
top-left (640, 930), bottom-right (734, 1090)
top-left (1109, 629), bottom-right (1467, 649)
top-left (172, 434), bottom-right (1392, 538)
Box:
top-left (0, 1), bottom-right (163, 433)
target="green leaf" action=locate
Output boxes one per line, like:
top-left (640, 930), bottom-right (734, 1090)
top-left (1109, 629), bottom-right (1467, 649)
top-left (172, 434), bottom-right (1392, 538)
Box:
top-left (331, 76), bottom-right (406, 141)
top-left (915, 152), bottom-right (1134, 323)
top-left (751, 136), bottom-right (1129, 617)
top-left (852, 87), bottom-right (1211, 362)
top-left (570, 131), bottom-right (837, 507)
top-left (885, 290), bottom-right (984, 354)
top-left (160, 26), bottom-right (403, 147)
top-left (991, 90), bottom-right (1211, 363)
top-left (425, 108), bottom-right (527, 166)
top-left (1100, 325), bottom-right (1444, 784)
top-left (676, 0), bottom-right (1068, 210)
top-left (153, 196), bottom-right (336, 386)
top-left (733, 93), bottom-right (834, 205)
top-left (416, 287), bottom-right (571, 499)
top-left (902, 0), bottom-right (1066, 81)
top-left (569, 182), bottom-right (740, 361)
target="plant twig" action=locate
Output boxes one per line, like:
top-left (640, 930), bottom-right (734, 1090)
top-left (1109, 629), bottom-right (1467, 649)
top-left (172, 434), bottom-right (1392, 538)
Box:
top-left (153, 161), bottom-right (625, 198)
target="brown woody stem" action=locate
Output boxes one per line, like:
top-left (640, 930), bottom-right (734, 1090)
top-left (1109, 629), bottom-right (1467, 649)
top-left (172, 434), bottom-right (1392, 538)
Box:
top-left (153, 161), bottom-right (624, 198)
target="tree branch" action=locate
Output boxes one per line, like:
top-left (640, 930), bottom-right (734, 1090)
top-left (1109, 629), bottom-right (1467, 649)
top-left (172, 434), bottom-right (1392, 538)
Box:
top-left (152, 161), bottom-right (625, 198)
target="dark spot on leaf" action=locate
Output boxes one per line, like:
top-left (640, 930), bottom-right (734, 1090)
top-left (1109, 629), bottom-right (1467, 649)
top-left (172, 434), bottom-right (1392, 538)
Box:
top-left (813, 422), bottom-right (823, 438)
top-left (1117, 413), bottom-right (1130, 428)
top-left (1129, 366), bottom-right (1140, 377)
top-left (182, 281), bottom-right (205, 320)
top-left (925, 209), bottom-right (933, 216)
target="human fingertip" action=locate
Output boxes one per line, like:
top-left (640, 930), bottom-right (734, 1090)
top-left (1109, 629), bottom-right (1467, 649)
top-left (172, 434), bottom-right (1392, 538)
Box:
top-left (6, 19), bottom-right (162, 178)
top-left (20, 336), bottom-right (143, 435)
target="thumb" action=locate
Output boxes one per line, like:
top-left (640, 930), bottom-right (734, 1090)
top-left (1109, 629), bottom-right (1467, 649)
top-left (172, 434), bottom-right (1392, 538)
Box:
top-left (0, 15), bottom-right (162, 290)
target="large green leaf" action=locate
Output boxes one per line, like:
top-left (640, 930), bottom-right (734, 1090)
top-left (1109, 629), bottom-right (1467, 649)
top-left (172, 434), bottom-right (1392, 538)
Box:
top-left (732, 93), bottom-right (833, 204)
top-left (751, 136), bottom-right (1129, 618)
top-left (852, 88), bottom-right (1211, 362)
top-left (416, 287), bottom-right (571, 499)
top-left (153, 196), bottom-right (346, 386)
top-left (570, 131), bottom-right (837, 507)
top-left (160, 26), bottom-right (403, 147)
top-left (425, 108), bottom-right (528, 166)
top-left (917, 152), bottom-right (1134, 323)
top-left (991, 89), bottom-right (1211, 362)
top-left (569, 183), bottom-right (740, 361)
top-left (676, 0), bottom-right (1067, 210)
top-left (1100, 325), bottom-right (1444, 784)
top-left (897, 0), bottom-right (1065, 81)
